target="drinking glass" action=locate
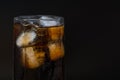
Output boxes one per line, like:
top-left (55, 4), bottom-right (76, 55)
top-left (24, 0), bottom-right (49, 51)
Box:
top-left (13, 15), bottom-right (64, 80)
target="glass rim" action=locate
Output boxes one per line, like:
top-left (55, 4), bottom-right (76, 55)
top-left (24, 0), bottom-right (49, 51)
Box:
top-left (14, 15), bottom-right (64, 21)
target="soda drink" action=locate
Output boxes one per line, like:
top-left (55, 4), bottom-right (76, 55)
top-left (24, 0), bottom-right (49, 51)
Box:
top-left (13, 15), bottom-right (64, 80)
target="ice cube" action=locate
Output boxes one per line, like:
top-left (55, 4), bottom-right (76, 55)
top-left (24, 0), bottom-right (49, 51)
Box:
top-left (21, 47), bottom-right (45, 69)
top-left (40, 16), bottom-right (60, 27)
top-left (48, 26), bottom-right (64, 40)
top-left (48, 42), bottom-right (64, 61)
top-left (16, 31), bottom-right (36, 47)
top-left (40, 16), bottom-right (53, 20)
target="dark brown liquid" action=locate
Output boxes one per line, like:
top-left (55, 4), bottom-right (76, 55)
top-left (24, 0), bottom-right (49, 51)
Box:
top-left (14, 24), bottom-right (64, 80)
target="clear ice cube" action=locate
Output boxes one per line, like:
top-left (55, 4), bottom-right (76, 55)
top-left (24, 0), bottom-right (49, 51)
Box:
top-left (40, 16), bottom-right (60, 27)
top-left (16, 31), bottom-right (36, 47)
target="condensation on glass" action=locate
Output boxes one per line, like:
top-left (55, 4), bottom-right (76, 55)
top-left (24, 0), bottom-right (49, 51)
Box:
top-left (13, 15), bottom-right (64, 80)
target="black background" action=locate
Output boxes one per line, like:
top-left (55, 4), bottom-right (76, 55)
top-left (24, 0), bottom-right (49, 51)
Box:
top-left (0, 1), bottom-right (119, 80)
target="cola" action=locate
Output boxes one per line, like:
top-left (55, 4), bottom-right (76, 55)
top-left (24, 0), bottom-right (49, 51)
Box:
top-left (13, 15), bottom-right (64, 80)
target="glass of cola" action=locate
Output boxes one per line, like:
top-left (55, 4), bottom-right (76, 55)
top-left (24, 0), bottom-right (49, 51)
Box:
top-left (13, 15), bottom-right (64, 80)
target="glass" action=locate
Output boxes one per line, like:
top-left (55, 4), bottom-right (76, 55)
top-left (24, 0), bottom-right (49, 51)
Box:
top-left (13, 15), bottom-right (64, 80)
